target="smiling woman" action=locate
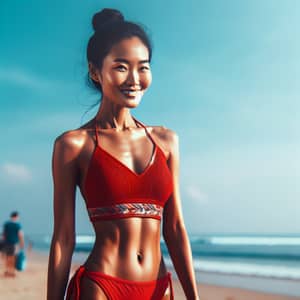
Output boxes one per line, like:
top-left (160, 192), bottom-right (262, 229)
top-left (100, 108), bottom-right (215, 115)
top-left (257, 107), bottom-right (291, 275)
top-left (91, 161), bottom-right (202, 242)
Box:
top-left (89, 36), bottom-right (152, 108)
top-left (46, 8), bottom-right (199, 300)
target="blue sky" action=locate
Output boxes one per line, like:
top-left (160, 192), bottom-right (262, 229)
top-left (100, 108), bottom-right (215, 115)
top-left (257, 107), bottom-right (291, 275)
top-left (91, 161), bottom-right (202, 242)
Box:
top-left (0, 0), bottom-right (299, 235)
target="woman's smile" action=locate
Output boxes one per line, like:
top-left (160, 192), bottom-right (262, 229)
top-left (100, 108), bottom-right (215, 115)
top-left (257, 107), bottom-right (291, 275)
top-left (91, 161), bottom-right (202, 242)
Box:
top-left (120, 88), bottom-right (143, 98)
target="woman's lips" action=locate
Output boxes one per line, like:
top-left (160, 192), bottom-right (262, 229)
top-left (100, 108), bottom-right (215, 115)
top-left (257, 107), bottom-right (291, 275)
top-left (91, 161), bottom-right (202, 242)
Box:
top-left (120, 89), bottom-right (142, 97)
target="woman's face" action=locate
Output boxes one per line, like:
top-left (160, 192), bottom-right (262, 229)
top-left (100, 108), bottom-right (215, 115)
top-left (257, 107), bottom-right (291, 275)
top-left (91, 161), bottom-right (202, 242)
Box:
top-left (92, 37), bottom-right (152, 108)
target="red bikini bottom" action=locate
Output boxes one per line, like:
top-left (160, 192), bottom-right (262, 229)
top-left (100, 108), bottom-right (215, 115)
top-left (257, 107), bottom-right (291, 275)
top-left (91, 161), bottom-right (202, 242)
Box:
top-left (66, 265), bottom-right (174, 300)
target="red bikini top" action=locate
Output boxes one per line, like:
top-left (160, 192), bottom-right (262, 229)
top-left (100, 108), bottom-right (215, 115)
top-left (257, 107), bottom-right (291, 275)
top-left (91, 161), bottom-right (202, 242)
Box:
top-left (83, 117), bottom-right (173, 222)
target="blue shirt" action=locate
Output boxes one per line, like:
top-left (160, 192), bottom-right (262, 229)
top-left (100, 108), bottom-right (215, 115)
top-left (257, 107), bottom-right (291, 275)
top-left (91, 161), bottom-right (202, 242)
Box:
top-left (3, 221), bottom-right (22, 245)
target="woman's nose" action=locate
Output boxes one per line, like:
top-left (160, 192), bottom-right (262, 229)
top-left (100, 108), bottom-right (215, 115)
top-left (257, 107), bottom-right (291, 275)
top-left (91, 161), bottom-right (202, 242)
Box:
top-left (126, 69), bottom-right (139, 86)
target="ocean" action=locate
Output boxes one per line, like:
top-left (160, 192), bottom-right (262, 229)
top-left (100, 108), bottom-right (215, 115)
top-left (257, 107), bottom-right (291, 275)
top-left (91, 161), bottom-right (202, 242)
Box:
top-left (31, 234), bottom-right (300, 297)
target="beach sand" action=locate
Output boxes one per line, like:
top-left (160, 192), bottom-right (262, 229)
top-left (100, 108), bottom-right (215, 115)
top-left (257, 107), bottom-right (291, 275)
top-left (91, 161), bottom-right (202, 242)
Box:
top-left (0, 251), bottom-right (299, 300)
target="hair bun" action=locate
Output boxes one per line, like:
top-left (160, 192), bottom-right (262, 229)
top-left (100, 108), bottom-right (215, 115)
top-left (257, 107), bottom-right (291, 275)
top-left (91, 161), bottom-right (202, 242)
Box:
top-left (92, 8), bottom-right (124, 31)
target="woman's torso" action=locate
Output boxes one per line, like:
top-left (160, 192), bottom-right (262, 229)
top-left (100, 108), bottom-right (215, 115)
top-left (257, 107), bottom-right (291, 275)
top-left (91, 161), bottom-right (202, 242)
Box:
top-left (72, 118), bottom-right (171, 281)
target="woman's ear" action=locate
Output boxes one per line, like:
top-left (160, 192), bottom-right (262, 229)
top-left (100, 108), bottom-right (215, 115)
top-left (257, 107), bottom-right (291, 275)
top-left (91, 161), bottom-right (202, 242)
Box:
top-left (88, 62), bottom-right (102, 84)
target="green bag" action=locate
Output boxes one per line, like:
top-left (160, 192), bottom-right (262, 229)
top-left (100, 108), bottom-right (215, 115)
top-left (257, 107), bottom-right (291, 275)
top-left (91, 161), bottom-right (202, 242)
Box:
top-left (15, 250), bottom-right (26, 271)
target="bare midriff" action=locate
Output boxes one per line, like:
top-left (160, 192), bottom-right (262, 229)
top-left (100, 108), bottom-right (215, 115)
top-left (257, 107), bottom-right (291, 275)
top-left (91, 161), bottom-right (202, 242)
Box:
top-left (83, 217), bottom-right (168, 281)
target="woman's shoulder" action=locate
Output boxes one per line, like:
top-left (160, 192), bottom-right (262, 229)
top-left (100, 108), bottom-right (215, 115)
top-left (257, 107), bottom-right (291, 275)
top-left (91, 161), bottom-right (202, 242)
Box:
top-left (55, 129), bottom-right (86, 147)
top-left (151, 125), bottom-right (177, 141)
top-left (53, 124), bottom-right (93, 155)
top-left (151, 125), bottom-right (179, 158)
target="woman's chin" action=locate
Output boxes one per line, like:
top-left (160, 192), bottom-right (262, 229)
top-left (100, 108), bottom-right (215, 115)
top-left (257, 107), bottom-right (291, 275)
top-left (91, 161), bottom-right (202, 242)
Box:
top-left (123, 96), bottom-right (143, 107)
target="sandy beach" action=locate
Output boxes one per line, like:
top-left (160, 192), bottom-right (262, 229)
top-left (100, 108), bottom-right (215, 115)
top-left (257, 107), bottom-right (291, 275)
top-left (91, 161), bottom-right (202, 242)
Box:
top-left (0, 251), bottom-right (299, 300)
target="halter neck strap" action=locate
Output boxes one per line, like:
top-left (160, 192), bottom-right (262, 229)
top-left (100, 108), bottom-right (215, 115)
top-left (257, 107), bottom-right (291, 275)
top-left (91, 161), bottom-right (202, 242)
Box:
top-left (94, 118), bottom-right (99, 146)
top-left (132, 116), bottom-right (157, 146)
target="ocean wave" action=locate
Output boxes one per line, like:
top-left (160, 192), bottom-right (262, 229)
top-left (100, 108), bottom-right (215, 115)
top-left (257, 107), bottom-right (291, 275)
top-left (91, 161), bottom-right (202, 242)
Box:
top-left (164, 257), bottom-right (300, 280)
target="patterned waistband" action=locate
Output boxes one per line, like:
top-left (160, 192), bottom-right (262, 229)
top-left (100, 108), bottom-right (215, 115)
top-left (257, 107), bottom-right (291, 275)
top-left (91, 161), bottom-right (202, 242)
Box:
top-left (88, 202), bottom-right (163, 221)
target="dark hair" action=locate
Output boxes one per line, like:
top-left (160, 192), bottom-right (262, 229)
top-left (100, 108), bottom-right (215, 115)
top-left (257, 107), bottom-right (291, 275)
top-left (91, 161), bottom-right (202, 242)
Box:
top-left (10, 211), bottom-right (19, 218)
top-left (87, 8), bottom-right (152, 93)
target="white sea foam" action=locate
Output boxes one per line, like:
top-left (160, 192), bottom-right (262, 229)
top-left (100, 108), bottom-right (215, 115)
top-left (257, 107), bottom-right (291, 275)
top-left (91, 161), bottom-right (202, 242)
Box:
top-left (164, 257), bottom-right (300, 280)
top-left (75, 235), bottom-right (95, 243)
top-left (208, 236), bottom-right (300, 246)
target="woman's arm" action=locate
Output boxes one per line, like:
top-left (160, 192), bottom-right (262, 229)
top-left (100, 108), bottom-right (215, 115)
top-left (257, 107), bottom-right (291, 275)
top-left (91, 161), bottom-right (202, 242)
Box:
top-left (47, 134), bottom-right (79, 300)
top-left (162, 131), bottom-right (200, 300)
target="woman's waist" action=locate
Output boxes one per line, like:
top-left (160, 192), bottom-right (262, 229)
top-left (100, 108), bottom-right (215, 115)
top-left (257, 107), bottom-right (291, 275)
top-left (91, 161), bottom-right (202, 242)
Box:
top-left (84, 242), bottom-right (167, 280)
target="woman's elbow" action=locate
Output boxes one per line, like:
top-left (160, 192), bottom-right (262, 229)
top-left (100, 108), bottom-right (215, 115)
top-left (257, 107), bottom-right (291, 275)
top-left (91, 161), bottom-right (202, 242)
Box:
top-left (162, 219), bottom-right (186, 240)
top-left (51, 231), bottom-right (76, 251)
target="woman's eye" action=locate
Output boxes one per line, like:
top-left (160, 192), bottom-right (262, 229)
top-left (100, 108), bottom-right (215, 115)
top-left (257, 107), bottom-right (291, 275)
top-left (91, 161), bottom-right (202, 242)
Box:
top-left (115, 65), bottom-right (127, 71)
top-left (140, 66), bottom-right (150, 71)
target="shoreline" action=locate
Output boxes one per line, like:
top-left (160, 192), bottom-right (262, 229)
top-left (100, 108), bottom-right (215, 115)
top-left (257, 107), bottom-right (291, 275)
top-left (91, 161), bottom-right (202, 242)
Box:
top-left (194, 270), bottom-right (300, 297)
top-left (0, 250), bottom-right (299, 299)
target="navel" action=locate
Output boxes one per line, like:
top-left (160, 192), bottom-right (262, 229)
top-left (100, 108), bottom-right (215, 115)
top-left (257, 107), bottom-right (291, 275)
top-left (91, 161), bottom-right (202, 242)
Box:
top-left (137, 251), bottom-right (143, 263)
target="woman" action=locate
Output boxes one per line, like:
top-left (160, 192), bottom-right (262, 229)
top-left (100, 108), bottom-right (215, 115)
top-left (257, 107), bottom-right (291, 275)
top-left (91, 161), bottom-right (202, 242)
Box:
top-left (47, 8), bottom-right (199, 300)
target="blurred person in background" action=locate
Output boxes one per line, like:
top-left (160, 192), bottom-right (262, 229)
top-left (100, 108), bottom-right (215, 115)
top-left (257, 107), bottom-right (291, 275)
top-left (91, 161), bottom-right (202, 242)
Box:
top-left (2, 211), bottom-right (24, 277)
